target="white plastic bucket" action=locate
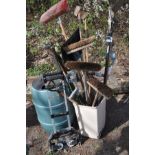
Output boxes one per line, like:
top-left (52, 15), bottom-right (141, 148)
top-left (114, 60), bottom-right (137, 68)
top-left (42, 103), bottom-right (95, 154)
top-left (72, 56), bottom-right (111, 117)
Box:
top-left (72, 98), bottom-right (106, 139)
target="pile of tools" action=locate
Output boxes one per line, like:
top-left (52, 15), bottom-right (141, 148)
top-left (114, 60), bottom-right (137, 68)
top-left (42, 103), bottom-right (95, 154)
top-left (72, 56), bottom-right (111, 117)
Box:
top-left (38, 0), bottom-right (116, 152)
top-left (40, 0), bottom-right (115, 106)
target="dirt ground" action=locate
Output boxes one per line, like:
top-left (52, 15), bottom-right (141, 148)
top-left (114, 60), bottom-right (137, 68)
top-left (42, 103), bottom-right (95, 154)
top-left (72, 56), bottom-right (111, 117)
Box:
top-left (26, 58), bottom-right (129, 155)
top-left (27, 94), bottom-right (128, 155)
top-left (26, 1), bottom-right (129, 155)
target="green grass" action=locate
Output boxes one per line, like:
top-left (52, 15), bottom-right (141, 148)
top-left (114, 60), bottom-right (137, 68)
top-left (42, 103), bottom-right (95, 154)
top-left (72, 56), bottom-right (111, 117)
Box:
top-left (26, 0), bottom-right (111, 77)
top-left (46, 152), bottom-right (55, 155)
top-left (27, 64), bottom-right (55, 76)
top-left (123, 32), bottom-right (129, 46)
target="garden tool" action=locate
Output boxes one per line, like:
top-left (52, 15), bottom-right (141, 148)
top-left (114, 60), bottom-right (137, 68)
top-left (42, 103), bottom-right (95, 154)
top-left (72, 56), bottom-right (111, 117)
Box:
top-left (61, 28), bottom-right (82, 62)
top-left (74, 6), bottom-right (81, 17)
top-left (74, 6), bottom-right (82, 38)
top-left (65, 61), bottom-right (102, 72)
top-left (74, 6), bottom-right (89, 62)
top-left (39, 0), bottom-right (71, 89)
top-left (104, 6), bottom-right (116, 85)
top-left (63, 35), bottom-right (95, 55)
top-left (83, 11), bottom-right (89, 62)
top-left (40, 0), bottom-right (69, 40)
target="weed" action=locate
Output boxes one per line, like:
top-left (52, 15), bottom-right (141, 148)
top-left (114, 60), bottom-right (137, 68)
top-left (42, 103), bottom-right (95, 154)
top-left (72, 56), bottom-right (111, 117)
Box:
top-left (27, 64), bottom-right (55, 76)
top-left (123, 33), bottom-right (129, 46)
top-left (30, 47), bottom-right (39, 56)
top-left (46, 151), bottom-right (55, 155)
top-left (99, 48), bottom-right (106, 58)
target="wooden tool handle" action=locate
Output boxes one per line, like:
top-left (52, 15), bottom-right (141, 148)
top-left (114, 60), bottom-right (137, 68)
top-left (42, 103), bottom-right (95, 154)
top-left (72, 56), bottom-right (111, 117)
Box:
top-left (63, 36), bottom-right (95, 52)
top-left (59, 20), bottom-right (68, 41)
top-left (92, 92), bottom-right (99, 107)
top-left (84, 18), bottom-right (89, 62)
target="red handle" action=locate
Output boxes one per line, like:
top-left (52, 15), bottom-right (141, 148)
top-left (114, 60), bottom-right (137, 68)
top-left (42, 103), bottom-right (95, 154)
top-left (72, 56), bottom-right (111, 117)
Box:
top-left (40, 0), bottom-right (69, 24)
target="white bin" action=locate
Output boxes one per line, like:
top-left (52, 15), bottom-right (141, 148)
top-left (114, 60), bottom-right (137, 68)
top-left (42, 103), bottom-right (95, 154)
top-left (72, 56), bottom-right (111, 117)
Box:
top-left (72, 98), bottom-right (106, 139)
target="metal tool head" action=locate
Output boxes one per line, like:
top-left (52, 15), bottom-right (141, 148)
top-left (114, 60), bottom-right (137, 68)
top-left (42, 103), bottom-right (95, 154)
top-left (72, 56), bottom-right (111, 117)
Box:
top-left (74, 5), bottom-right (81, 16)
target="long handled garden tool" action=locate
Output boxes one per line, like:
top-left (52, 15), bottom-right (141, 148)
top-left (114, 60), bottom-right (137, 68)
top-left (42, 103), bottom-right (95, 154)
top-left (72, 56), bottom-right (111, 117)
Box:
top-left (84, 6), bottom-right (116, 106)
top-left (39, 0), bottom-right (70, 73)
top-left (40, 0), bottom-right (69, 40)
top-left (74, 6), bottom-right (89, 62)
top-left (63, 35), bottom-right (95, 54)
top-left (39, 0), bottom-right (74, 90)
top-left (104, 6), bottom-right (116, 85)
top-left (83, 13), bottom-right (89, 62)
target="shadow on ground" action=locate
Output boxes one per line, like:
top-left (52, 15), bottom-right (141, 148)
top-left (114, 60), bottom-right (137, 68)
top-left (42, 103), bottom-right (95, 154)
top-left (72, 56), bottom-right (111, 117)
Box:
top-left (26, 94), bottom-right (129, 155)
top-left (102, 94), bottom-right (129, 137)
top-left (95, 94), bottom-right (129, 155)
top-left (26, 45), bottom-right (35, 69)
top-left (26, 105), bottom-right (39, 127)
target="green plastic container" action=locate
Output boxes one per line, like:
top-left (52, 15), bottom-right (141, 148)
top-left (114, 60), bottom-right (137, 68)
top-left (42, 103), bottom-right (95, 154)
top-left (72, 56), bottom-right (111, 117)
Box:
top-left (31, 77), bottom-right (75, 134)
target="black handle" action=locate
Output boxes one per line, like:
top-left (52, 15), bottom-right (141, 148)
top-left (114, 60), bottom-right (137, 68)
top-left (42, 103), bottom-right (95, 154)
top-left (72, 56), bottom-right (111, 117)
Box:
top-left (44, 74), bottom-right (64, 81)
top-left (43, 71), bottom-right (63, 77)
top-left (51, 111), bottom-right (69, 118)
top-left (43, 71), bottom-right (64, 82)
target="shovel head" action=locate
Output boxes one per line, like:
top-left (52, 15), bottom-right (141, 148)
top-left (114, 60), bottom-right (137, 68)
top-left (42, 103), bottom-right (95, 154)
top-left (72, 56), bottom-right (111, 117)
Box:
top-left (40, 0), bottom-right (69, 24)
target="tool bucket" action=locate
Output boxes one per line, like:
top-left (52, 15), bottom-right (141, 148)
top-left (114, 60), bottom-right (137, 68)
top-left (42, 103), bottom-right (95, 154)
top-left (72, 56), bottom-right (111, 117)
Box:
top-left (31, 77), bottom-right (75, 134)
top-left (72, 98), bottom-right (106, 139)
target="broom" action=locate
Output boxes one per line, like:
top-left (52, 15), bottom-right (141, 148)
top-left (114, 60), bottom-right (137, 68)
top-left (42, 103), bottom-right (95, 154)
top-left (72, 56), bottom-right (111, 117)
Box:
top-left (65, 61), bottom-right (102, 71)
